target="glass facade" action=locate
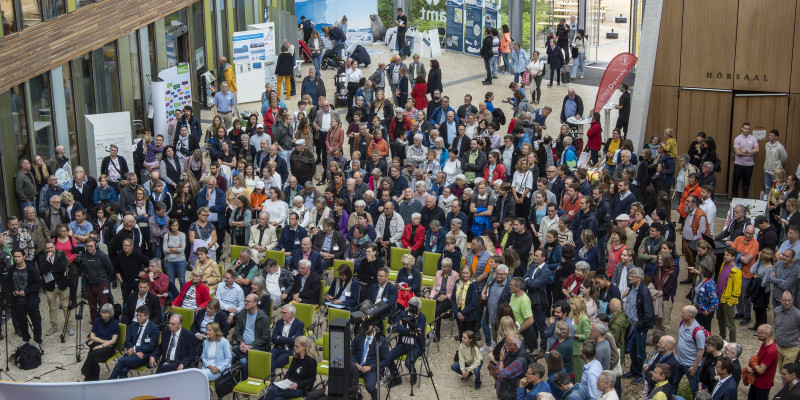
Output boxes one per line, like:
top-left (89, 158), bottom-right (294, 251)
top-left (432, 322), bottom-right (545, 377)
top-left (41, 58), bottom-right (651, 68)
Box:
top-left (60, 62), bottom-right (81, 165)
top-left (1, 0), bottom-right (18, 34)
top-left (92, 42), bottom-right (122, 113)
top-left (9, 83), bottom-right (29, 158)
top-left (28, 72), bottom-right (56, 164)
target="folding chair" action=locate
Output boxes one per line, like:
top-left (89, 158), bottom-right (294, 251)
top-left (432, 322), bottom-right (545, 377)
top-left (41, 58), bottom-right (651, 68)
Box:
top-left (101, 323), bottom-right (127, 370)
top-left (388, 248), bottom-right (411, 280)
top-left (230, 245), bottom-right (246, 262)
top-left (294, 303), bottom-right (315, 338)
top-left (420, 252), bottom-right (441, 289)
top-left (232, 350), bottom-right (272, 399)
top-left (314, 308), bottom-right (350, 347)
top-left (172, 306), bottom-right (195, 330)
top-left (264, 250), bottom-right (286, 267)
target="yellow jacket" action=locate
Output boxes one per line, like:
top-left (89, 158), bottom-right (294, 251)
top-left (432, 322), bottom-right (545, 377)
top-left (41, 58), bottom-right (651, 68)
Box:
top-left (222, 63), bottom-right (237, 92)
top-left (719, 265), bottom-right (742, 306)
top-left (662, 137), bottom-right (678, 158)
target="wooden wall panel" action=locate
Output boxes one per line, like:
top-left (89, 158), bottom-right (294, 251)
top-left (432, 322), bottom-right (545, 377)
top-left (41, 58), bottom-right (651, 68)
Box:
top-left (677, 90), bottom-right (733, 193)
top-left (645, 86), bottom-right (679, 138)
top-left (734, 0), bottom-right (795, 92)
top-left (729, 95), bottom-right (789, 197)
top-left (793, 0), bottom-right (800, 93)
top-left (651, 0), bottom-right (682, 87)
top-left (0, 0), bottom-right (199, 93)
top-left (679, 0), bottom-right (738, 89)
top-left (786, 95), bottom-right (800, 173)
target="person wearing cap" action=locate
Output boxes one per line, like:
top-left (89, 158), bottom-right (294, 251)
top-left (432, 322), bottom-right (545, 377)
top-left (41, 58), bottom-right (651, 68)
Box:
top-left (614, 214), bottom-right (636, 251)
top-left (251, 181), bottom-right (269, 214)
top-left (754, 215), bottom-right (778, 252)
top-left (290, 139), bottom-right (316, 186)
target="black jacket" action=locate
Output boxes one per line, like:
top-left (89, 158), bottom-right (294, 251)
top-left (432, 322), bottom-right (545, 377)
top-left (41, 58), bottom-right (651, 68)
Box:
top-left (633, 283), bottom-right (655, 330)
top-left (123, 291), bottom-right (162, 325)
top-left (11, 262), bottom-right (43, 308)
top-left (36, 249), bottom-right (70, 291)
top-left (300, 75), bottom-right (327, 100)
top-left (493, 194), bottom-right (516, 224)
top-left (100, 156), bottom-right (130, 181)
top-left (275, 52), bottom-right (295, 76)
top-left (284, 355), bottom-right (318, 395)
top-left (480, 36), bottom-right (494, 59)
top-left (560, 94), bottom-right (584, 123)
top-left (191, 308), bottom-right (230, 338)
top-left (82, 249), bottom-right (115, 286)
top-left (427, 67), bottom-right (442, 95)
top-left (290, 271), bottom-right (322, 305)
top-left (151, 328), bottom-right (196, 367)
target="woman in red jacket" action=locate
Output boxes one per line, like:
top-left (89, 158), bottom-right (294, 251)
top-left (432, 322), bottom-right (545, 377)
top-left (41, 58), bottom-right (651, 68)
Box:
top-left (262, 98), bottom-right (281, 139)
top-left (411, 76), bottom-right (428, 111)
top-left (173, 269), bottom-right (211, 311)
top-left (401, 213), bottom-right (427, 259)
top-left (586, 112), bottom-right (602, 165)
top-left (482, 150), bottom-right (507, 184)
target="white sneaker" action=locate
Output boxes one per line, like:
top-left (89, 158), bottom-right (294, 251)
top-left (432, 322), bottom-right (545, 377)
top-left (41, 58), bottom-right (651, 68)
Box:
top-left (68, 328), bottom-right (75, 336)
top-left (480, 345), bottom-right (492, 353)
top-left (45, 327), bottom-right (58, 336)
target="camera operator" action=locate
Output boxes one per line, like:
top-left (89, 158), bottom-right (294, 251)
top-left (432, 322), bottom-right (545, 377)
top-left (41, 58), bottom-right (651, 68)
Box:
top-left (10, 248), bottom-right (43, 345)
top-left (36, 241), bottom-right (72, 336)
top-left (385, 296), bottom-right (427, 388)
top-left (82, 238), bottom-right (114, 322)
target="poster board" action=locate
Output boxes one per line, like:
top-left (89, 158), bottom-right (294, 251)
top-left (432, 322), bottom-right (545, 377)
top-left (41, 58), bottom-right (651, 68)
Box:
top-left (464, 0), bottom-right (483, 56)
top-left (151, 64), bottom-right (192, 138)
top-left (232, 31), bottom-right (267, 64)
top-left (484, 1), bottom-right (498, 30)
top-left (84, 112), bottom-right (133, 179)
top-left (446, 0), bottom-right (465, 52)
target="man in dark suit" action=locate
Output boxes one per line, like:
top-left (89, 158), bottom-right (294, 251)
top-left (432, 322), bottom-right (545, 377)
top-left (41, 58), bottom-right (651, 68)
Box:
top-left (270, 304), bottom-right (306, 374)
top-left (290, 259), bottom-right (322, 305)
top-left (385, 297), bottom-right (427, 387)
top-left (711, 357), bottom-right (738, 400)
top-left (449, 124), bottom-right (471, 160)
top-left (109, 305), bottom-right (160, 379)
top-left (545, 166), bottom-right (565, 203)
top-left (369, 267), bottom-right (399, 318)
top-left (644, 335), bottom-right (679, 392)
top-left (524, 249), bottom-right (553, 358)
top-left (351, 323), bottom-right (390, 400)
top-left (311, 218), bottom-right (347, 272)
top-left (149, 314), bottom-right (196, 373)
top-left (123, 279), bottom-right (162, 325)
top-left (291, 237), bottom-right (323, 275)
top-left (278, 212), bottom-right (308, 268)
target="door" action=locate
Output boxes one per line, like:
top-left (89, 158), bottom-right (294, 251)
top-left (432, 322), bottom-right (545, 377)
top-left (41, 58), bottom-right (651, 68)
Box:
top-left (676, 89), bottom-right (733, 193)
top-left (729, 94), bottom-right (789, 198)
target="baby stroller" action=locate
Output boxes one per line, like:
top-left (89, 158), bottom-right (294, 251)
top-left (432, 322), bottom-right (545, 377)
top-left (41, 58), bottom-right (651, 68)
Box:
top-left (334, 71), bottom-right (348, 108)
top-left (321, 48), bottom-right (342, 70)
top-left (298, 40), bottom-right (312, 63)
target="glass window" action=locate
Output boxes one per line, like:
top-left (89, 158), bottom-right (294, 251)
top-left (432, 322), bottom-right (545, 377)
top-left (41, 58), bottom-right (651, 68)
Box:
top-left (75, 0), bottom-right (94, 9)
top-left (27, 73), bottom-right (55, 164)
top-left (18, 0), bottom-right (42, 29)
top-left (1, 0), bottom-right (18, 35)
top-left (92, 42), bottom-right (121, 113)
top-left (61, 62), bottom-right (81, 166)
top-left (191, 2), bottom-right (206, 72)
top-left (127, 32), bottom-right (144, 124)
top-left (9, 83), bottom-right (29, 159)
top-left (41, 0), bottom-right (65, 21)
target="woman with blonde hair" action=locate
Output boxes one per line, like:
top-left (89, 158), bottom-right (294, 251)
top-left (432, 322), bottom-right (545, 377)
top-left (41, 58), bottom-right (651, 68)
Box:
top-left (489, 315), bottom-right (519, 365)
top-left (262, 336), bottom-right (318, 399)
top-left (184, 149), bottom-right (208, 183)
top-left (452, 266), bottom-right (480, 342)
top-left (199, 321), bottom-right (232, 381)
top-left (502, 248), bottom-right (521, 277)
top-left (569, 296), bottom-right (590, 382)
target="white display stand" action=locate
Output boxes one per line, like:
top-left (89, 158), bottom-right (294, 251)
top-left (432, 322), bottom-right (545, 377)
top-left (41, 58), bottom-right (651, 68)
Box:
top-left (84, 112), bottom-right (134, 179)
top-left (427, 29), bottom-right (442, 57)
top-left (235, 63), bottom-right (269, 104)
top-left (151, 64), bottom-right (192, 138)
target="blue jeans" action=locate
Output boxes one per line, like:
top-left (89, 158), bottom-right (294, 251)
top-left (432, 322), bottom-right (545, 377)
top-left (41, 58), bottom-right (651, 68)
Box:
top-left (514, 72), bottom-right (521, 83)
top-left (765, 172), bottom-right (775, 192)
top-left (280, 150), bottom-right (292, 172)
top-left (164, 260), bottom-right (187, 298)
top-left (671, 363), bottom-right (699, 394)
top-left (483, 58), bottom-right (493, 82)
top-left (480, 309), bottom-right (493, 346)
top-left (264, 385), bottom-right (303, 400)
top-left (109, 354), bottom-right (147, 379)
top-left (502, 53), bottom-right (510, 72)
top-left (312, 52), bottom-right (323, 75)
top-left (490, 56), bottom-right (498, 77)
top-left (451, 360), bottom-right (483, 385)
top-left (629, 328), bottom-right (648, 376)
top-left (152, 244), bottom-right (163, 259)
top-left (571, 53), bottom-right (585, 78)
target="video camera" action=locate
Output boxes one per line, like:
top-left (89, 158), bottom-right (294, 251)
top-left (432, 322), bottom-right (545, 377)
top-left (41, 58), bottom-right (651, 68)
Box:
top-left (351, 300), bottom-right (392, 334)
top-left (400, 302), bottom-right (420, 332)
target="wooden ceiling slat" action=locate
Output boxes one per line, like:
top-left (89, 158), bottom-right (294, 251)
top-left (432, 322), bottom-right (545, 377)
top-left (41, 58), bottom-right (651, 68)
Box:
top-left (0, 0), bottom-right (198, 92)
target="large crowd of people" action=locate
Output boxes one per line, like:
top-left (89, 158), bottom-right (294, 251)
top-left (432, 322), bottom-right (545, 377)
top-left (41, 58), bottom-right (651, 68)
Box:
top-left (7, 11), bottom-right (800, 400)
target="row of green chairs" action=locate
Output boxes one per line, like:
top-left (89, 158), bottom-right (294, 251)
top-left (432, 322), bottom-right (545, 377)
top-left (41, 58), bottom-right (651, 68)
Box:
top-left (231, 244), bottom-right (285, 267)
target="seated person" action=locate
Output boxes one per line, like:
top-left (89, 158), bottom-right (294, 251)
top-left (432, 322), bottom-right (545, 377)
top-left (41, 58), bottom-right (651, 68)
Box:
top-left (312, 218), bottom-right (347, 271)
top-left (351, 322), bottom-right (390, 400)
top-left (277, 212), bottom-right (308, 266)
top-left (262, 336), bottom-right (318, 400)
top-left (172, 269), bottom-right (211, 311)
top-left (122, 279), bottom-right (161, 325)
top-left (291, 237), bottom-right (324, 275)
top-left (396, 253), bottom-right (422, 298)
top-left (216, 269), bottom-right (245, 326)
top-left (148, 314), bottom-right (196, 373)
top-left (249, 276), bottom-right (274, 314)
top-left (191, 298), bottom-right (230, 349)
top-left (290, 259), bottom-right (322, 305)
top-left (232, 294), bottom-right (271, 366)
top-left (347, 212), bottom-right (378, 243)
top-left (270, 304), bottom-right (305, 375)
top-left (324, 264), bottom-right (361, 311)
top-left (80, 303), bottom-right (120, 381)
top-left (231, 248), bottom-right (259, 296)
top-left (199, 322), bottom-right (233, 382)
top-left (249, 211), bottom-right (279, 264)
top-left (108, 305), bottom-right (160, 379)
top-left (369, 267), bottom-right (399, 318)
top-left (384, 296), bottom-right (427, 388)
top-left (261, 258), bottom-right (294, 309)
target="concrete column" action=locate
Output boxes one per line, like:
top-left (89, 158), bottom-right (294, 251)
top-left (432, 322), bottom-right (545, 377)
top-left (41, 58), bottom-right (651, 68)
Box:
top-left (50, 67), bottom-right (70, 150)
top-left (508, 0), bottom-right (523, 47)
top-left (578, 0), bottom-right (587, 30)
top-left (394, 0), bottom-right (406, 15)
top-left (627, 0), bottom-right (663, 150)
top-left (529, 0), bottom-right (537, 55)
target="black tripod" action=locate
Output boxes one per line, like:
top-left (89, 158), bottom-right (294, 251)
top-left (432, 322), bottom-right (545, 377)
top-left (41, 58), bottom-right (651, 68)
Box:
top-left (61, 266), bottom-right (87, 362)
top-left (384, 319), bottom-right (440, 399)
top-left (0, 253), bottom-right (18, 380)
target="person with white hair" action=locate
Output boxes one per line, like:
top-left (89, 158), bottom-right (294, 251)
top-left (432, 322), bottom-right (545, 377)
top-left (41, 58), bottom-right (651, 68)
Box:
top-left (249, 211), bottom-right (278, 263)
top-left (384, 296), bottom-right (427, 388)
top-left (406, 132), bottom-right (428, 168)
top-left (290, 195), bottom-right (310, 228)
top-left (597, 370), bottom-right (619, 400)
top-left (290, 259), bottom-right (322, 304)
top-left (402, 212), bottom-right (426, 259)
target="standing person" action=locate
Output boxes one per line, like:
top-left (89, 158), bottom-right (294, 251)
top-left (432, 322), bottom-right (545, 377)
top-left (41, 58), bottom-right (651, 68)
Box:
top-left (481, 27), bottom-right (494, 85)
top-left (395, 8), bottom-right (408, 57)
top-left (546, 39), bottom-right (564, 87)
top-left (747, 325), bottom-right (779, 400)
top-left (556, 18), bottom-right (570, 65)
top-left (527, 51), bottom-right (545, 105)
top-left (732, 122), bottom-right (758, 198)
top-left (773, 290), bottom-right (800, 369)
top-left (10, 249), bottom-right (43, 345)
top-left (763, 129), bottom-right (788, 192)
top-left (307, 31), bottom-right (324, 76)
top-left (212, 82), bottom-right (239, 129)
top-left (509, 42), bottom-right (529, 85)
top-left (37, 241), bottom-right (71, 337)
top-left (15, 158), bottom-right (37, 211)
top-left (500, 25), bottom-right (512, 74)
top-left (716, 247), bottom-right (741, 343)
top-left (674, 306), bottom-right (705, 394)
top-left (622, 267), bottom-right (653, 383)
top-left (614, 83), bottom-right (631, 137)
top-left (218, 57), bottom-right (237, 96)
top-left (82, 239), bottom-right (114, 322)
top-left (570, 29), bottom-right (586, 80)
top-left (274, 44), bottom-right (294, 100)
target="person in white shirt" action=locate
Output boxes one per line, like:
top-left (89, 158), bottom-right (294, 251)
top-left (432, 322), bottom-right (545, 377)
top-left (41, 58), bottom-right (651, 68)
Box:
top-left (527, 51), bottom-right (545, 104)
top-left (216, 270), bottom-right (245, 326)
top-left (699, 185), bottom-right (717, 236)
top-left (249, 211), bottom-right (278, 264)
top-left (597, 370), bottom-right (619, 400)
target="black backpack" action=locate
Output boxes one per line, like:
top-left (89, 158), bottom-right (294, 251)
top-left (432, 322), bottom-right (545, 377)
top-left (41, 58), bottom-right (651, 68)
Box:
top-left (13, 343), bottom-right (42, 370)
top-left (493, 108), bottom-right (507, 126)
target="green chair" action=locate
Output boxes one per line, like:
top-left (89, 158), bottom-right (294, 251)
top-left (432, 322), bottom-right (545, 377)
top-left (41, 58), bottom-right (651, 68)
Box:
top-left (332, 259), bottom-right (354, 272)
top-left (264, 250), bottom-right (286, 267)
top-left (419, 298), bottom-right (437, 351)
top-left (294, 303), bottom-right (314, 335)
top-left (316, 333), bottom-right (330, 375)
top-left (172, 307), bottom-right (194, 330)
top-left (218, 264), bottom-right (225, 277)
top-left (232, 350), bottom-right (271, 398)
top-left (102, 323), bottom-right (127, 368)
top-left (231, 245), bottom-right (246, 261)
top-left (388, 248), bottom-right (411, 280)
top-left (315, 309), bottom-right (350, 346)
top-left (421, 252), bottom-right (441, 287)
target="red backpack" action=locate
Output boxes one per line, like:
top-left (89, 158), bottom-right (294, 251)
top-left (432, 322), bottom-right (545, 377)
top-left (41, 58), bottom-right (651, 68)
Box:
top-left (679, 320), bottom-right (711, 344)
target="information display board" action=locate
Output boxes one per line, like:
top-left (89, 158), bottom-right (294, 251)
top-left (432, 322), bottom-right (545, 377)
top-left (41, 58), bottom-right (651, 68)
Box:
top-left (445, 0), bottom-right (465, 52)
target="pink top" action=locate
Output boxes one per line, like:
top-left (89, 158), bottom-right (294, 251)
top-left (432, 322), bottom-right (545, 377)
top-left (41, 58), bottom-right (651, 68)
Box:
top-left (53, 237), bottom-right (78, 264)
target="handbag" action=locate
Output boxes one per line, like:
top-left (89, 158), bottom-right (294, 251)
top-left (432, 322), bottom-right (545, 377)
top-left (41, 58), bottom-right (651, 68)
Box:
top-left (214, 366), bottom-right (242, 398)
top-left (571, 46), bottom-right (579, 59)
top-left (521, 70), bottom-right (530, 86)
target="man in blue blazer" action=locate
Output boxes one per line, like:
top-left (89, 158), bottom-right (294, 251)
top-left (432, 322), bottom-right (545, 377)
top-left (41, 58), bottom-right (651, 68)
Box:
top-left (524, 248), bottom-right (554, 357)
top-left (351, 323), bottom-right (390, 400)
top-left (290, 237), bottom-right (323, 275)
top-left (277, 212), bottom-right (308, 267)
top-left (149, 314), bottom-right (197, 373)
top-left (270, 304), bottom-right (306, 374)
top-left (385, 297), bottom-right (427, 387)
top-left (369, 268), bottom-right (399, 319)
top-left (109, 305), bottom-right (160, 379)
top-left (197, 176), bottom-right (228, 255)
top-left (711, 357), bottom-right (738, 400)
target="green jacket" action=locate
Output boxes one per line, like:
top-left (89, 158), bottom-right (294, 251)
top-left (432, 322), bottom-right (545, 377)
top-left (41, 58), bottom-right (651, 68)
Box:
top-left (608, 311), bottom-right (629, 357)
top-left (572, 315), bottom-right (591, 353)
top-left (233, 309), bottom-right (272, 351)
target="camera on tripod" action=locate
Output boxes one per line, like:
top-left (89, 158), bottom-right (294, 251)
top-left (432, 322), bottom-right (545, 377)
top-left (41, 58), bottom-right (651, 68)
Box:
top-left (400, 303), bottom-right (420, 332)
